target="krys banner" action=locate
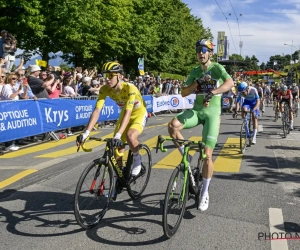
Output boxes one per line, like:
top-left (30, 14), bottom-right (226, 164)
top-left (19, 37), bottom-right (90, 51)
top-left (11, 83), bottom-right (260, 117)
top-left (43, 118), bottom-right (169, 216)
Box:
top-left (0, 96), bottom-right (152, 143)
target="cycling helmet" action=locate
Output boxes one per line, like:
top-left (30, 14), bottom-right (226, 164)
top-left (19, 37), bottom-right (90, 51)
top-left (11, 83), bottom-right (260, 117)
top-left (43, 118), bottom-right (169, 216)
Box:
top-left (292, 83), bottom-right (296, 87)
top-left (195, 39), bottom-right (214, 50)
top-left (238, 82), bottom-right (248, 92)
top-left (281, 85), bottom-right (287, 91)
top-left (102, 61), bottom-right (123, 73)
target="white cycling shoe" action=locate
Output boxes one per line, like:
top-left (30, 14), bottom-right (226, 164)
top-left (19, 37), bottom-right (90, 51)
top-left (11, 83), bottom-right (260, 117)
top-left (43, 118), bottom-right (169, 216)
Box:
top-left (132, 154), bottom-right (142, 176)
top-left (198, 193), bottom-right (209, 212)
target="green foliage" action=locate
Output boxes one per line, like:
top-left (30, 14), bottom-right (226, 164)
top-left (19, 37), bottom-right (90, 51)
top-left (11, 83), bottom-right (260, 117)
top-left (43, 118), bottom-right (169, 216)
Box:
top-left (0, 0), bottom-right (212, 76)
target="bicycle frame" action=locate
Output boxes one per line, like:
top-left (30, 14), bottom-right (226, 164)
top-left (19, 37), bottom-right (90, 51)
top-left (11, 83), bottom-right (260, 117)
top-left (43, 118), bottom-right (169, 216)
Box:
top-left (80, 137), bottom-right (131, 188)
top-left (156, 135), bottom-right (206, 201)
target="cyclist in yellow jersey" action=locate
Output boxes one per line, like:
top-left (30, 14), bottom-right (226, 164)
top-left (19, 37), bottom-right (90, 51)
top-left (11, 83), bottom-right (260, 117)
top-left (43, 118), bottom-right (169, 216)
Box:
top-left (76, 62), bottom-right (148, 178)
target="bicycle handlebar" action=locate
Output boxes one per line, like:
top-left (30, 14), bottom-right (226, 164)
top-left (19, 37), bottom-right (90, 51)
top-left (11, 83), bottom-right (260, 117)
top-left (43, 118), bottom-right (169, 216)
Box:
top-left (156, 135), bottom-right (205, 153)
top-left (77, 137), bottom-right (124, 157)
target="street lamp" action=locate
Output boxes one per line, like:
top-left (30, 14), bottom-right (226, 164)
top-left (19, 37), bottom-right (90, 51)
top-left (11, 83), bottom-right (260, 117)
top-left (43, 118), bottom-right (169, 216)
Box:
top-left (284, 43), bottom-right (300, 84)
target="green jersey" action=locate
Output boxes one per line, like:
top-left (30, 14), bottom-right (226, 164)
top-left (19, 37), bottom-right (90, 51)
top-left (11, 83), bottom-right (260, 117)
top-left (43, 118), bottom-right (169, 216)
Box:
top-left (184, 62), bottom-right (231, 109)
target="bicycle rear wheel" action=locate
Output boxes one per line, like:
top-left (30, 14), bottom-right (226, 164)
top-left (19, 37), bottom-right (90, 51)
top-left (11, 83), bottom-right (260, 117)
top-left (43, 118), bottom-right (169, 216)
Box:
top-left (163, 164), bottom-right (188, 239)
top-left (74, 161), bottom-right (113, 229)
top-left (127, 144), bottom-right (152, 200)
top-left (240, 121), bottom-right (247, 154)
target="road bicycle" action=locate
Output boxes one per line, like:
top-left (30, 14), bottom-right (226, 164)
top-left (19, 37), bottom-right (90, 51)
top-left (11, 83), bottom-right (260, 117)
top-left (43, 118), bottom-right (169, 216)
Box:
top-left (238, 110), bottom-right (254, 154)
top-left (74, 137), bottom-right (152, 229)
top-left (281, 102), bottom-right (291, 138)
top-left (156, 135), bottom-right (206, 239)
top-left (293, 99), bottom-right (299, 118)
top-left (259, 98), bottom-right (264, 116)
top-left (273, 99), bottom-right (280, 122)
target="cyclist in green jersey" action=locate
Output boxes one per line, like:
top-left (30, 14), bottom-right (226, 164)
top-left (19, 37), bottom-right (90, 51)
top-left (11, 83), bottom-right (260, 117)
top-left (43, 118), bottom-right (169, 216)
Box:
top-left (168, 39), bottom-right (234, 212)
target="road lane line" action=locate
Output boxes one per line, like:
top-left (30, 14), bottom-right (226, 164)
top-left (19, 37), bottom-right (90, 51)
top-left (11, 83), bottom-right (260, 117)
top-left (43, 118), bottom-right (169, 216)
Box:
top-left (0, 132), bottom-right (100, 159)
top-left (0, 169), bottom-right (38, 189)
top-left (258, 124), bottom-right (263, 132)
top-left (35, 132), bottom-right (114, 158)
top-left (269, 208), bottom-right (288, 250)
top-left (213, 138), bottom-right (242, 172)
top-left (153, 136), bottom-right (202, 169)
top-left (121, 135), bottom-right (163, 160)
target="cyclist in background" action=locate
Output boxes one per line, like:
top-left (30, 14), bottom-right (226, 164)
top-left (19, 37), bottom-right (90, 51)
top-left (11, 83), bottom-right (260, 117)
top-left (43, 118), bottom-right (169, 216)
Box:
top-left (278, 85), bottom-right (294, 130)
top-left (264, 83), bottom-right (271, 106)
top-left (167, 39), bottom-right (234, 212)
top-left (271, 83), bottom-right (281, 118)
top-left (76, 62), bottom-right (148, 195)
top-left (256, 83), bottom-right (264, 114)
top-left (234, 82), bottom-right (260, 144)
top-left (291, 82), bottom-right (299, 108)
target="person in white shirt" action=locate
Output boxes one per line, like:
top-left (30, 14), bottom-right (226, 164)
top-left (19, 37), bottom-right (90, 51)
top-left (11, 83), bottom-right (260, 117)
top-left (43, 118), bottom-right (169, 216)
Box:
top-left (0, 73), bottom-right (28, 151)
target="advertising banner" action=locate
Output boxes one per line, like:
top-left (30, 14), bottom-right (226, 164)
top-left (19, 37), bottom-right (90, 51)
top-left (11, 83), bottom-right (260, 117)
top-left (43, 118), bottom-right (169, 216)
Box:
top-left (0, 96), bottom-right (154, 143)
top-left (153, 94), bottom-right (195, 112)
top-left (217, 31), bottom-right (225, 57)
top-left (143, 95), bottom-right (153, 113)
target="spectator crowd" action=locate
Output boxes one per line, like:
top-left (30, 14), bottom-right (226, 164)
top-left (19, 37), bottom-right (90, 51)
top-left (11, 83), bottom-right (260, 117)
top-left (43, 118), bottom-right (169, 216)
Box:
top-left (0, 29), bottom-right (184, 153)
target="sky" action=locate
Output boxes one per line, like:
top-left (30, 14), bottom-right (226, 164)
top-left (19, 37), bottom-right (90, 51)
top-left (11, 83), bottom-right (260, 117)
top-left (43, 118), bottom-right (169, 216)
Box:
top-left (182, 0), bottom-right (300, 64)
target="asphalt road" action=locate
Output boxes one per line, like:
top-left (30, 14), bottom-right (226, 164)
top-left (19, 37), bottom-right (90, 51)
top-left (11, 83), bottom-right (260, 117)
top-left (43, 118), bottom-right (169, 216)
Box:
top-left (0, 106), bottom-right (300, 250)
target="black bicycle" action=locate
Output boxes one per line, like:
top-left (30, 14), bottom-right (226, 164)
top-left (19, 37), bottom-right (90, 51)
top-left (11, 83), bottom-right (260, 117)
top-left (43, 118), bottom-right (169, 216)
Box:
top-left (281, 102), bottom-right (290, 138)
top-left (74, 137), bottom-right (152, 229)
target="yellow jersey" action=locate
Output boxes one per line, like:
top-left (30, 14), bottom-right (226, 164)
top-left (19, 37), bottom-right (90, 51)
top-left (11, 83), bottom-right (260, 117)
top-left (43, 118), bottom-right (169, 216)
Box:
top-left (96, 81), bottom-right (146, 113)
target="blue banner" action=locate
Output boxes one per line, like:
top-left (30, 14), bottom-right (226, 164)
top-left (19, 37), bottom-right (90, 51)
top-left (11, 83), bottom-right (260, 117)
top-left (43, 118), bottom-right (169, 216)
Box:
top-left (0, 96), bottom-right (153, 143)
top-left (143, 95), bottom-right (153, 113)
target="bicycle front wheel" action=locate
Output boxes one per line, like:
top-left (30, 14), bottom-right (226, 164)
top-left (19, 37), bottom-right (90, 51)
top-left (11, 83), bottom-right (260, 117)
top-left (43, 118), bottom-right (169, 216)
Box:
top-left (240, 121), bottom-right (247, 154)
top-left (282, 112), bottom-right (287, 138)
top-left (74, 161), bottom-right (113, 229)
top-left (127, 144), bottom-right (152, 200)
top-left (163, 164), bottom-right (188, 239)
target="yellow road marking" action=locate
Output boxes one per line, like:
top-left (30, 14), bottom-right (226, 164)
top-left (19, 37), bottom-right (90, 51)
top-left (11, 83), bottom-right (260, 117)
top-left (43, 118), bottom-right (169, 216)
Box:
top-left (0, 169), bottom-right (38, 189)
top-left (147, 122), bottom-right (168, 129)
top-left (120, 135), bottom-right (162, 161)
top-left (35, 132), bottom-right (114, 158)
top-left (213, 138), bottom-right (242, 172)
top-left (153, 136), bottom-right (202, 169)
top-left (0, 132), bottom-right (100, 159)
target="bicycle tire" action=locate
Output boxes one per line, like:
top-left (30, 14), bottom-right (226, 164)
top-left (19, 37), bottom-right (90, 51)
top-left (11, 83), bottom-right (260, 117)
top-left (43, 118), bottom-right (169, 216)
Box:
top-left (240, 121), bottom-right (247, 154)
top-left (74, 161), bottom-right (113, 229)
top-left (127, 144), bottom-right (152, 200)
top-left (275, 110), bottom-right (278, 122)
top-left (163, 165), bottom-right (188, 239)
top-left (282, 111), bottom-right (287, 138)
top-left (195, 159), bottom-right (204, 209)
top-left (248, 115), bottom-right (252, 147)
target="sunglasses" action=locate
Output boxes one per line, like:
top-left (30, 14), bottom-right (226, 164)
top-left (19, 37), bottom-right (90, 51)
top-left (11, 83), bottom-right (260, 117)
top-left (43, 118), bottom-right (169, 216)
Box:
top-left (11, 78), bottom-right (17, 80)
top-left (1, 76), bottom-right (5, 78)
top-left (106, 73), bottom-right (118, 79)
top-left (17, 74), bottom-right (24, 76)
top-left (196, 46), bottom-right (209, 53)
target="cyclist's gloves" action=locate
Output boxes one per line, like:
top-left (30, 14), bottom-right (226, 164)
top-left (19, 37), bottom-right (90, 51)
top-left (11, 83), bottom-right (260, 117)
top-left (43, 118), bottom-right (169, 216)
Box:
top-left (203, 91), bottom-right (214, 104)
top-left (76, 130), bottom-right (90, 145)
top-left (196, 77), bottom-right (204, 86)
top-left (113, 133), bottom-right (123, 147)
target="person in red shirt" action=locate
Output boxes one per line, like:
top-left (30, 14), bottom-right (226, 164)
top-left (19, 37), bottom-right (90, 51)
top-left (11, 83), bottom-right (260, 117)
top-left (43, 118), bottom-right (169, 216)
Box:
top-left (278, 85), bottom-right (293, 130)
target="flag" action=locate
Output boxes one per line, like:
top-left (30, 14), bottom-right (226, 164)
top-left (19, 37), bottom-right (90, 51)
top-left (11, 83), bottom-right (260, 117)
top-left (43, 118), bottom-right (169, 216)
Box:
top-left (139, 70), bottom-right (144, 76)
top-left (35, 59), bottom-right (48, 67)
